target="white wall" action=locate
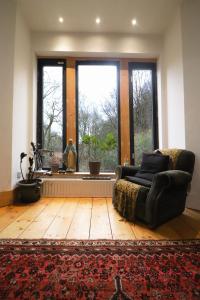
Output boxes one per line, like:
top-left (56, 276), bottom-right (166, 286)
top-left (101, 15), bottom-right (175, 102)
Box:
top-left (12, 6), bottom-right (32, 186)
top-left (181, 0), bottom-right (200, 210)
top-left (162, 0), bottom-right (200, 210)
top-left (32, 32), bottom-right (162, 58)
top-left (163, 9), bottom-right (185, 148)
top-left (0, 0), bottom-right (16, 191)
top-left (0, 1), bottom-right (32, 192)
top-left (157, 57), bottom-right (168, 148)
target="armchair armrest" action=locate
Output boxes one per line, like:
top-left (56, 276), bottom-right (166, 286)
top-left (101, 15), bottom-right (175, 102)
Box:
top-left (145, 170), bottom-right (192, 227)
top-left (115, 165), bottom-right (140, 180)
top-left (152, 170), bottom-right (192, 189)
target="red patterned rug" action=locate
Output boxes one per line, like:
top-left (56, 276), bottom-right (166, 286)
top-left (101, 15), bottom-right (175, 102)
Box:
top-left (0, 239), bottom-right (200, 300)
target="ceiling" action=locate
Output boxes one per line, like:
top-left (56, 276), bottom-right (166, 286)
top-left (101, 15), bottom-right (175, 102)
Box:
top-left (18, 0), bottom-right (181, 35)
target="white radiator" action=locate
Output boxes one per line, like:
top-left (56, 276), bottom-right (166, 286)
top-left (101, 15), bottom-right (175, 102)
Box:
top-left (42, 178), bottom-right (115, 197)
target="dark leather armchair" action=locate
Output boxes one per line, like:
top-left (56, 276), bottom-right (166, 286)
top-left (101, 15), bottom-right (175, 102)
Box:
top-left (112, 149), bottom-right (195, 228)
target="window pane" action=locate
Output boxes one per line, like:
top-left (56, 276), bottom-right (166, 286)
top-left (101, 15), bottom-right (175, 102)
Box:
top-left (77, 64), bottom-right (119, 172)
top-left (132, 69), bottom-right (154, 165)
top-left (42, 66), bottom-right (63, 168)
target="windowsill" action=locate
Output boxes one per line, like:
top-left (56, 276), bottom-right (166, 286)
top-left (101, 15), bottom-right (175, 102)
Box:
top-left (35, 171), bottom-right (115, 179)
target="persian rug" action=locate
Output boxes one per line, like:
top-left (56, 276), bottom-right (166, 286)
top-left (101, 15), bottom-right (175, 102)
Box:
top-left (0, 239), bottom-right (200, 300)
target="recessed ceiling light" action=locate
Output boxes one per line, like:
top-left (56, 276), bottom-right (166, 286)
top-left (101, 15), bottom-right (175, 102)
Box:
top-left (131, 18), bottom-right (137, 26)
top-left (59, 17), bottom-right (64, 23)
top-left (96, 17), bottom-right (101, 24)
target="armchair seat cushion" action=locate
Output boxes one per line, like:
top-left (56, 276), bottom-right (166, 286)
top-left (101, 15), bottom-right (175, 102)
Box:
top-left (125, 176), bottom-right (152, 187)
top-left (135, 172), bottom-right (154, 181)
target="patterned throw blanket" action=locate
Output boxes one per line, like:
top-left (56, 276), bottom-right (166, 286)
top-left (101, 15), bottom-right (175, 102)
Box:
top-left (113, 179), bottom-right (141, 221)
top-left (160, 148), bottom-right (183, 169)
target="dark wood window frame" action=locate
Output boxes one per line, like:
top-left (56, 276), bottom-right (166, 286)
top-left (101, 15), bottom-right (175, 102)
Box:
top-left (37, 58), bottom-right (66, 168)
top-left (128, 62), bottom-right (159, 165)
top-left (75, 60), bottom-right (121, 171)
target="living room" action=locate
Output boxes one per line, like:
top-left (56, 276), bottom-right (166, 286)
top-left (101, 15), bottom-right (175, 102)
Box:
top-left (0, 0), bottom-right (199, 298)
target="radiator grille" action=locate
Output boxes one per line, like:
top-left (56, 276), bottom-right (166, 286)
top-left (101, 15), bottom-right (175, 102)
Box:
top-left (42, 179), bottom-right (115, 197)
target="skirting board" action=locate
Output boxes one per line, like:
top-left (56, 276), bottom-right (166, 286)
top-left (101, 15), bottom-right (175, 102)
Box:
top-left (0, 190), bottom-right (13, 207)
top-left (42, 178), bottom-right (116, 197)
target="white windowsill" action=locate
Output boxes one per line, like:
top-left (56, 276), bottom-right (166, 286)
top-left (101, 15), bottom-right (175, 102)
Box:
top-left (35, 171), bottom-right (115, 179)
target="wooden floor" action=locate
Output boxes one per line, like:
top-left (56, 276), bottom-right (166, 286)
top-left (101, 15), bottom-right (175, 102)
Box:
top-left (0, 197), bottom-right (199, 240)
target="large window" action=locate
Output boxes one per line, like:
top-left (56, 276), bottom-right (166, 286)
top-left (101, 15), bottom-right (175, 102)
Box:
top-left (76, 61), bottom-right (120, 172)
top-left (129, 62), bottom-right (158, 165)
top-left (37, 59), bottom-right (66, 168)
top-left (36, 58), bottom-right (158, 172)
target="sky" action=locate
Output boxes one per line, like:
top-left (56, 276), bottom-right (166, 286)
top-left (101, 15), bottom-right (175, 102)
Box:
top-left (78, 65), bottom-right (117, 109)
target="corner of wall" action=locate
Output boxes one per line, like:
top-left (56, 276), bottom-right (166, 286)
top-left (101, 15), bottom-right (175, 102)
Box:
top-left (0, 0), bottom-right (17, 193)
top-left (162, 7), bottom-right (185, 149)
top-left (157, 54), bottom-right (168, 149)
top-left (11, 4), bottom-right (32, 188)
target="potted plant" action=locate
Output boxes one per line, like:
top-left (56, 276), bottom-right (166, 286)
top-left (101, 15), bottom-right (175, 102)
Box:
top-left (16, 142), bottom-right (42, 203)
top-left (82, 134), bottom-right (100, 175)
top-left (82, 133), bottom-right (117, 175)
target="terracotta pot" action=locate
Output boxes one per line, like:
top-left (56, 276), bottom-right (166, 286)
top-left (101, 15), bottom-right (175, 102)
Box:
top-left (89, 161), bottom-right (101, 175)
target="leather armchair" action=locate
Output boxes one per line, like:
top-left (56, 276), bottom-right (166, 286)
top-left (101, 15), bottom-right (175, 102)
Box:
top-left (113, 149), bottom-right (195, 228)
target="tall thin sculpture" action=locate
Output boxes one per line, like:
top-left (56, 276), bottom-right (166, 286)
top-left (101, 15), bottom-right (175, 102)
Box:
top-left (63, 139), bottom-right (77, 172)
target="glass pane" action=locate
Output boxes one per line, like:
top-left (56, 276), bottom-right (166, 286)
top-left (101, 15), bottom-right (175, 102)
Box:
top-left (42, 66), bottom-right (63, 168)
top-left (132, 69), bottom-right (154, 165)
top-left (78, 65), bottom-right (118, 172)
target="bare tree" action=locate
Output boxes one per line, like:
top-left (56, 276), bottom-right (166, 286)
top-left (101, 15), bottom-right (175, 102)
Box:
top-left (42, 70), bottom-right (63, 151)
top-left (101, 89), bottom-right (118, 131)
top-left (131, 70), bottom-right (153, 164)
top-left (132, 70), bottom-right (152, 131)
top-left (78, 93), bottom-right (91, 138)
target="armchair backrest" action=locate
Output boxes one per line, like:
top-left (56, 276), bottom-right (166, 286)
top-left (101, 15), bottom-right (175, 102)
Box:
top-left (160, 149), bottom-right (195, 175)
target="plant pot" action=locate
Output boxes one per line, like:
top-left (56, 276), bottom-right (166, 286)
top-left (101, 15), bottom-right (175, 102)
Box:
top-left (16, 179), bottom-right (41, 203)
top-left (89, 161), bottom-right (101, 175)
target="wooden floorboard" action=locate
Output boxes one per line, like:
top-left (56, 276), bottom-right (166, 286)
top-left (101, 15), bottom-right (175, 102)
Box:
top-left (0, 205), bottom-right (29, 233)
top-left (107, 198), bottom-right (136, 240)
top-left (90, 198), bottom-right (112, 239)
top-left (19, 198), bottom-right (65, 239)
top-left (0, 197), bottom-right (199, 240)
top-left (66, 198), bottom-right (92, 239)
top-left (44, 198), bottom-right (78, 239)
top-left (0, 201), bottom-right (48, 238)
